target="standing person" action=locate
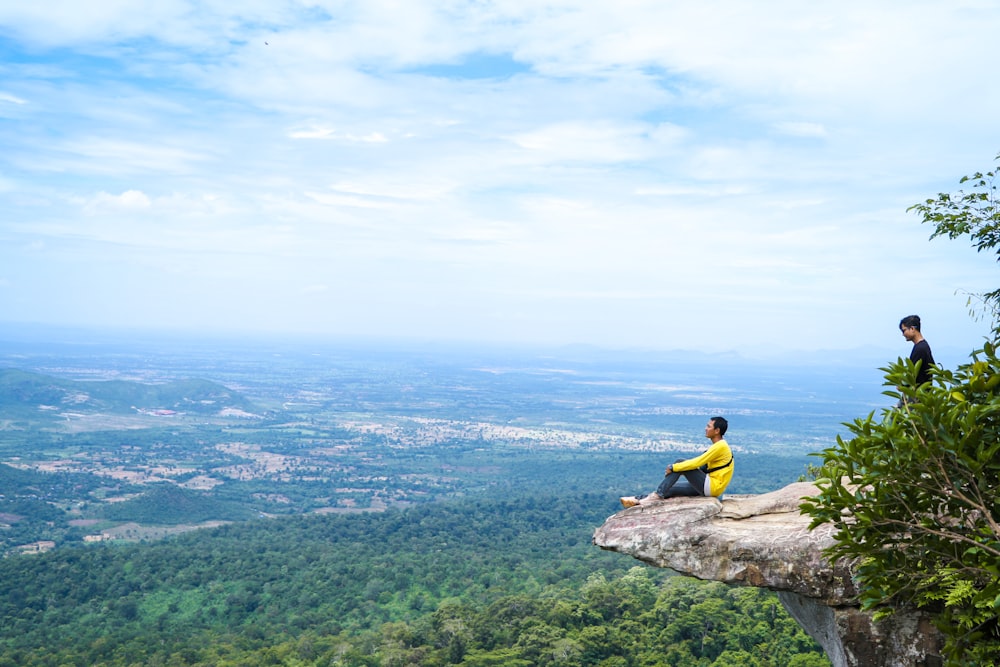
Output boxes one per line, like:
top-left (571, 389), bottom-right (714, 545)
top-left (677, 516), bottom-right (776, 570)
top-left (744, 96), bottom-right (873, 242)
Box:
top-left (620, 417), bottom-right (734, 508)
top-left (900, 315), bottom-right (935, 387)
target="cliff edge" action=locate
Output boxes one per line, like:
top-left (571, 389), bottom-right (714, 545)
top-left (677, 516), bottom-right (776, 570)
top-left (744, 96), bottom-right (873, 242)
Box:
top-left (593, 482), bottom-right (943, 667)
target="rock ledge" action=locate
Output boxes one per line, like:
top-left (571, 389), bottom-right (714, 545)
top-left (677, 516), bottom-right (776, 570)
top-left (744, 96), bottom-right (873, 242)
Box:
top-left (593, 483), bottom-right (943, 667)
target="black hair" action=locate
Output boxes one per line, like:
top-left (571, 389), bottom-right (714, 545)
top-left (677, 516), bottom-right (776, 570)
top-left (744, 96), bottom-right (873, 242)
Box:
top-left (900, 315), bottom-right (921, 331)
top-left (710, 416), bottom-right (728, 436)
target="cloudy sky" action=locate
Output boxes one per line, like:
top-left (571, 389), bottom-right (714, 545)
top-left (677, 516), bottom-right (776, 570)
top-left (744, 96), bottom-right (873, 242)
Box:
top-left (2, 1), bottom-right (999, 359)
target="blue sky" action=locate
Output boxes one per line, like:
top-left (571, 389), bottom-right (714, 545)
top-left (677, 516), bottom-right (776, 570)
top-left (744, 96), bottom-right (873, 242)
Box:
top-left (2, 2), bottom-right (1000, 362)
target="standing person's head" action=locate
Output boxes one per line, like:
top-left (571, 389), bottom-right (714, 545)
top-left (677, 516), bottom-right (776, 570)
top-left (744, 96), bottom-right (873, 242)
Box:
top-left (705, 416), bottom-right (727, 441)
top-left (900, 315), bottom-right (924, 343)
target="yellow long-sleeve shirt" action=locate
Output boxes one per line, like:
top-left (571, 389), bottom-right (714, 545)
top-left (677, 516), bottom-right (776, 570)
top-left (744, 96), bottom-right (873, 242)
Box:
top-left (671, 439), bottom-right (734, 497)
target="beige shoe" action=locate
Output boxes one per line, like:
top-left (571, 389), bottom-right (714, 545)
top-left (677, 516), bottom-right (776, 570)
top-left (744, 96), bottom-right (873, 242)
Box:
top-left (638, 493), bottom-right (663, 506)
top-left (619, 496), bottom-right (640, 508)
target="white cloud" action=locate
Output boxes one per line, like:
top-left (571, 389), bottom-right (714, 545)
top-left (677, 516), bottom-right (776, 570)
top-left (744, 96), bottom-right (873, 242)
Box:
top-left (773, 122), bottom-right (828, 139)
top-left (82, 190), bottom-right (151, 214)
top-left (0, 92), bottom-right (27, 105)
top-left (1, 1), bottom-right (999, 353)
top-left (510, 121), bottom-right (650, 163)
top-left (329, 179), bottom-right (457, 202)
top-left (632, 185), bottom-right (752, 197)
top-left (289, 126), bottom-right (389, 142)
top-left (303, 191), bottom-right (399, 210)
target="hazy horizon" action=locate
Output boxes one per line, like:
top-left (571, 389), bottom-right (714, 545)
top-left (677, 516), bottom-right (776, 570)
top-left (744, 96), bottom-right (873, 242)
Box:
top-left (2, 318), bottom-right (986, 373)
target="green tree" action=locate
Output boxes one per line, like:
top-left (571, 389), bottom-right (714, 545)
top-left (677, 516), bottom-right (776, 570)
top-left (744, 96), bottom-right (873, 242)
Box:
top-left (803, 155), bottom-right (1000, 666)
top-left (908, 152), bottom-right (1000, 326)
top-left (803, 354), bottom-right (1000, 664)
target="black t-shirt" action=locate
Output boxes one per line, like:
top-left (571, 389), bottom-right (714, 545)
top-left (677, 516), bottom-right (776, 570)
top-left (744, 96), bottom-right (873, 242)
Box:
top-left (910, 339), bottom-right (935, 385)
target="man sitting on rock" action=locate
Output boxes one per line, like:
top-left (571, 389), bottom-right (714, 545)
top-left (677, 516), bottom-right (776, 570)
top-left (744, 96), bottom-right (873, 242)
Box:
top-left (620, 416), bottom-right (734, 507)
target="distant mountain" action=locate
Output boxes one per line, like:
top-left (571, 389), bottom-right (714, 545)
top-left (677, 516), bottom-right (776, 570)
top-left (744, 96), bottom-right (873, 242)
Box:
top-left (0, 368), bottom-right (259, 419)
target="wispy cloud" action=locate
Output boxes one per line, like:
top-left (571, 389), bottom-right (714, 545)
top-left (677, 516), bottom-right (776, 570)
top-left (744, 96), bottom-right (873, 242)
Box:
top-left (0, 92), bottom-right (27, 105)
top-left (84, 189), bottom-right (152, 212)
top-left (289, 126), bottom-right (389, 142)
top-left (0, 1), bottom-right (998, 353)
top-left (773, 122), bottom-right (828, 139)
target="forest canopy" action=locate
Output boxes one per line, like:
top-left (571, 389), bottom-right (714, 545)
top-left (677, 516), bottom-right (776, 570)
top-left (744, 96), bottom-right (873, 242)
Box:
top-left (0, 494), bottom-right (828, 666)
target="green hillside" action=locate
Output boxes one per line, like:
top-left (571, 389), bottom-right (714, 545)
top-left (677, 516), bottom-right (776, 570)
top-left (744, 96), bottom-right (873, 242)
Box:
top-left (0, 368), bottom-right (259, 419)
top-left (99, 483), bottom-right (256, 524)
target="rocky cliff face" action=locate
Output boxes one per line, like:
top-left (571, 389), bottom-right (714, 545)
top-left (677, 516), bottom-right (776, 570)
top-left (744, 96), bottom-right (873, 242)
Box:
top-left (593, 482), bottom-right (943, 667)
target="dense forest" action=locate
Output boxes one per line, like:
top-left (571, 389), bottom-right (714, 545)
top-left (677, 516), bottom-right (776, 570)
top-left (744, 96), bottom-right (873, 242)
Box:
top-left (0, 491), bottom-right (829, 666)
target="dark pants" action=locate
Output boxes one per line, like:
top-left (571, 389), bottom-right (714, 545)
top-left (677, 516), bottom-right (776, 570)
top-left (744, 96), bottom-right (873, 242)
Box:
top-left (655, 459), bottom-right (708, 498)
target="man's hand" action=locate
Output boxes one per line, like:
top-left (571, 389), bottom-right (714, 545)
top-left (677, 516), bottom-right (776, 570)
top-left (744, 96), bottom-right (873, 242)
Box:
top-left (665, 464), bottom-right (673, 475)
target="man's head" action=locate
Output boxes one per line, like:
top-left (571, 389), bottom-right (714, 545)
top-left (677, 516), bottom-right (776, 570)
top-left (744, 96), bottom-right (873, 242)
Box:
top-left (900, 315), bottom-right (923, 343)
top-left (706, 416), bottom-right (728, 440)
top-left (900, 315), bottom-right (921, 332)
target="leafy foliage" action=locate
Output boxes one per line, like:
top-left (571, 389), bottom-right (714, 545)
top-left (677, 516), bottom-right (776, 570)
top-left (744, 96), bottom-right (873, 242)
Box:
top-left (802, 325), bottom-right (1000, 665)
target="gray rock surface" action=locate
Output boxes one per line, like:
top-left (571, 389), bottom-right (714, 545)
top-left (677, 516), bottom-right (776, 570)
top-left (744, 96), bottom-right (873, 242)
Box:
top-left (593, 483), bottom-right (944, 667)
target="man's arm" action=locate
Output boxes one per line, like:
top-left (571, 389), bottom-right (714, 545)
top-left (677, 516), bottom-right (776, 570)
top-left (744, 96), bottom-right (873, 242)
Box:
top-left (671, 441), bottom-right (727, 473)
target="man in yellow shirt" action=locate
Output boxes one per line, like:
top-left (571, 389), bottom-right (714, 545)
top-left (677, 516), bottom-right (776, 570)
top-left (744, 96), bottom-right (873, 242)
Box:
top-left (620, 416), bottom-right (734, 508)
